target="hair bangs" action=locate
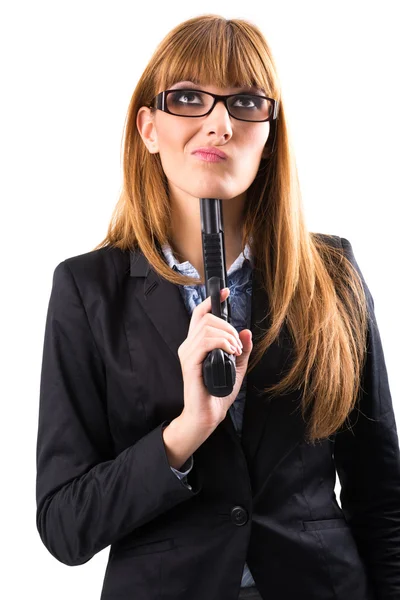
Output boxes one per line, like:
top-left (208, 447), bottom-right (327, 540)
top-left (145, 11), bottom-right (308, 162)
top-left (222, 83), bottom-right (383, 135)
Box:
top-left (154, 20), bottom-right (276, 99)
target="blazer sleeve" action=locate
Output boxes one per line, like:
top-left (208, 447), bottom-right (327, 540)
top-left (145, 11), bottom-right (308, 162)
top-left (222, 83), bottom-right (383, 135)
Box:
top-left (36, 261), bottom-right (202, 567)
top-left (333, 237), bottom-right (400, 599)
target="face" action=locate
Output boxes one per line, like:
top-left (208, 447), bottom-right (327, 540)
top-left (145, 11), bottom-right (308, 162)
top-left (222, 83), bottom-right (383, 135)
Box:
top-left (136, 81), bottom-right (270, 202)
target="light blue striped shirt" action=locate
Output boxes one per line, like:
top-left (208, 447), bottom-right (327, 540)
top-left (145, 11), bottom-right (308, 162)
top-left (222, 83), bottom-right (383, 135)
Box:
top-left (160, 241), bottom-right (257, 588)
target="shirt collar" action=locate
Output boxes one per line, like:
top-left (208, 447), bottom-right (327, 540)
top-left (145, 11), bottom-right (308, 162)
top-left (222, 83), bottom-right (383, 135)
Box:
top-left (160, 240), bottom-right (254, 279)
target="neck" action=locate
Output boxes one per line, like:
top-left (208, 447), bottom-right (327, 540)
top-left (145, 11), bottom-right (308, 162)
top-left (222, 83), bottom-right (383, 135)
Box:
top-left (168, 190), bottom-right (246, 281)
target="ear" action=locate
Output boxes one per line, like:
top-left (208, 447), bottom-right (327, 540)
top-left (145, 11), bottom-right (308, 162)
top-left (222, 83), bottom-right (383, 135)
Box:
top-left (136, 107), bottom-right (159, 154)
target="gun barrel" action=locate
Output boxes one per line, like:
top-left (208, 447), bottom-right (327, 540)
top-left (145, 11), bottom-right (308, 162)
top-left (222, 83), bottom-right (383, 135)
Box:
top-left (200, 198), bottom-right (229, 322)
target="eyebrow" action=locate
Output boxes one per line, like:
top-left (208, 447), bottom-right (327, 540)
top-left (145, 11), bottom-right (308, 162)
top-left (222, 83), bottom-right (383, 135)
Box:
top-left (169, 80), bottom-right (267, 95)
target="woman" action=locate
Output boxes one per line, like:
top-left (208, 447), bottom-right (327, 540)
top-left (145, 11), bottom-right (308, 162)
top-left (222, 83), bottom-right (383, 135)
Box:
top-left (36, 14), bottom-right (400, 600)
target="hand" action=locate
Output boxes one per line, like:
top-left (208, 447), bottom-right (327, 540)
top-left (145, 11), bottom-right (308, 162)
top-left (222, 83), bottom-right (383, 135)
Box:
top-left (177, 287), bottom-right (253, 432)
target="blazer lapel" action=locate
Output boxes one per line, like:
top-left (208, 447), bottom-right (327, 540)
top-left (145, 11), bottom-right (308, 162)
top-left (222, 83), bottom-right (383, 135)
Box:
top-left (129, 246), bottom-right (306, 477)
top-left (130, 247), bottom-right (191, 359)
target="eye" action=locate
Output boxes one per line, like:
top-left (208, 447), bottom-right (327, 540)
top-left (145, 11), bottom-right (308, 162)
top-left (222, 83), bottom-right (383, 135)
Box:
top-left (170, 91), bottom-right (203, 105)
top-left (232, 95), bottom-right (263, 109)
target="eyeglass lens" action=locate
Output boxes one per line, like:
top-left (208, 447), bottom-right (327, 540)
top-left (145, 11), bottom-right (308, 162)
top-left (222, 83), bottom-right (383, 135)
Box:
top-left (167, 90), bottom-right (272, 121)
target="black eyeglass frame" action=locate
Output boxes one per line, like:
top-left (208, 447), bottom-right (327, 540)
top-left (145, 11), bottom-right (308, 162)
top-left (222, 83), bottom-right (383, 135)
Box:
top-left (149, 88), bottom-right (279, 123)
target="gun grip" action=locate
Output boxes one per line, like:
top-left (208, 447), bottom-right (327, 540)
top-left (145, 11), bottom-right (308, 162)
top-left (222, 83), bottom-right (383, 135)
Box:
top-left (202, 350), bottom-right (236, 397)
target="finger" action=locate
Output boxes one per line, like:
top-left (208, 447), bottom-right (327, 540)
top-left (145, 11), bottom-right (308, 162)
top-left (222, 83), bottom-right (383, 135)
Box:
top-left (204, 313), bottom-right (242, 345)
top-left (187, 329), bottom-right (241, 368)
top-left (200, 325), bottom-right (243, 355)
top-left (188, 287), bottom-right (230, 333)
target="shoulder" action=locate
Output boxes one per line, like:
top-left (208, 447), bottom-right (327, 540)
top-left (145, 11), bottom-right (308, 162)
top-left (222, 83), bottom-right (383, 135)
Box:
top-left (311, 232), bottom-right (358, 263)
top-left (312, 232), bottom-right (374, 311)
top-left (63, 245), bottom-right (130, 276)
top-left (310, 231), bottom-right (362, 274)
top-left (310, 232), bottom-right (363, 273)
top-left (52, 245), bottom-right (131, 298)
top-left (310, 231), bottom-right (343, 249)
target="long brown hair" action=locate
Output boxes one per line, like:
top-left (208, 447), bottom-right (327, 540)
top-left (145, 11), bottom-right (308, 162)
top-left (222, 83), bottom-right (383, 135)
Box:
top-left (93, 14), bottom-right (370, 444)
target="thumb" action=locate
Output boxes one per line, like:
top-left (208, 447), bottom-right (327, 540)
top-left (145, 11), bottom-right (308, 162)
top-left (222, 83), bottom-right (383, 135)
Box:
top-left (233, 330), bottom-right (253, 384)
top-left (238, 329), bottom-right (253, 356)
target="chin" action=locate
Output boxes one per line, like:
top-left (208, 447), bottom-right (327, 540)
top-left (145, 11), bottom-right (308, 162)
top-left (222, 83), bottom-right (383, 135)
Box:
top-left (188, 185), bottom-right (238, 200)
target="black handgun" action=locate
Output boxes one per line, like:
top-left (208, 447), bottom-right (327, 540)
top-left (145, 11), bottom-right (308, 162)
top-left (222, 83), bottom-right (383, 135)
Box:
top-left (200, 198), bottom-right (236, 397)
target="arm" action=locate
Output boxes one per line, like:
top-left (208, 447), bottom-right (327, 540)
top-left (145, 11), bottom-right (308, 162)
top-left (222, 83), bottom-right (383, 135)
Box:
top-left (333, 237), bottom-right (400, 599)
top-left (36, 261), bottom-right (203, 567)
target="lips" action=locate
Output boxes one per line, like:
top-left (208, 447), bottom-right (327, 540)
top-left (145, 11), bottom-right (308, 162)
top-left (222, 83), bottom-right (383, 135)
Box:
top-left (192, 147), bottom-right (227, 159)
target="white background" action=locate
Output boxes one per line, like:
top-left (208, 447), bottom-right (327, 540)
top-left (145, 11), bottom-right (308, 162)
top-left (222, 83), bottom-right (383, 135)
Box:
top-left (1, 1), bottom-right (399, 598)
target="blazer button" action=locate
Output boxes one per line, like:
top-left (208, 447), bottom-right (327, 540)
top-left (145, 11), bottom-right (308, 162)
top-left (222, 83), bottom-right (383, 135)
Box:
top-left (231, 506), bottom-right (248, 526)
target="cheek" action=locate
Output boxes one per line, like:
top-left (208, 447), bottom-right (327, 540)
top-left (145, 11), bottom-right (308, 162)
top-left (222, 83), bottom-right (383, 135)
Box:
top-left (157, 130), bottom-right (178, 154)
top-left (156, 135), bottom-right (182, 176)
top-left (156, 128), bottom-right (190, 171)
top-left (239, 133), bottom-right (267, 171)
top-left (245, 123), bottom-right (270, 151)
top-left (155, 117), bottom-right (192, 153)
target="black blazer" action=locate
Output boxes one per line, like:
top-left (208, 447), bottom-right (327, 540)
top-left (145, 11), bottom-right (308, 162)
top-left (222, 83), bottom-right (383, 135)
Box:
top-left (36, 234), bottom-right (400, 600)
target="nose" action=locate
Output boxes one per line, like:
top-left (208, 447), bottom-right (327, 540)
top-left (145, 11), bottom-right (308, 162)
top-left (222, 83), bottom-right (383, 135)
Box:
top-left (204, 99), bottom-right (233, 140)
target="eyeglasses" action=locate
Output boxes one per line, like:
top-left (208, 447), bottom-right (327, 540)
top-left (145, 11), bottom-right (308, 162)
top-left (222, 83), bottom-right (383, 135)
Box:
top-left (149, 88), bottom-right (279, 123)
